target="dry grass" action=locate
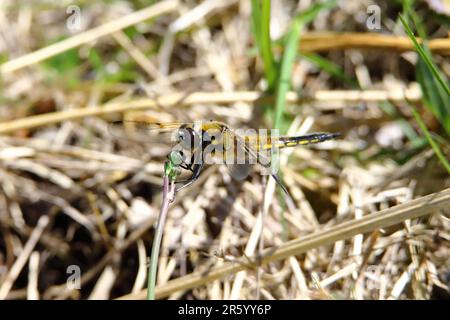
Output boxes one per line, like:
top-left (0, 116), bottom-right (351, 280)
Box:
top-left (0, 0), bottom-right (449, 300)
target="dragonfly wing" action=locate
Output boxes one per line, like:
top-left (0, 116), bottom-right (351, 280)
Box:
top-left (226, 163), bottom-right (252, 181)
top-left (224, 129), bottom-right (289, 193)
top-left (107, 120), bottom-right (190, 145)
top-left (221, 129), bottom-right (272, 181)
top-left (108, 120), bottom-right (187, 134)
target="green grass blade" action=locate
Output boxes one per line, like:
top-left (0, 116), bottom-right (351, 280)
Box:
top-left (273, 18), bottom-right (300, 130)
top-left (301, 52), bottom-right (358, 88)
top-left (251, 0), bottom-right (262, 50)
top-left (409, 105), bottom-right (450, 174)
top-left (260, 0), bottom-right (276, 90)
top-left (251, 0), bottom-right (277, 90)
top-left (399, 15), bottom-right (450, 97)
top-left (274, 0), bottom-right (337, 129)
top-left (416, 58), bottom-right (450, 134)
top-left (399, 14), bottom-right (450, 134)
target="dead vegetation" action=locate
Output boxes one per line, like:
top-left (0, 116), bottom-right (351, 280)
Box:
top-left (0, 0), bottom-right (449, 300)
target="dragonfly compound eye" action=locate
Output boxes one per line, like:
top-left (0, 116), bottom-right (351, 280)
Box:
top-left (176, 127), bottom-right (199, 150)
top-left (175, 129), bottom-right (186, 142)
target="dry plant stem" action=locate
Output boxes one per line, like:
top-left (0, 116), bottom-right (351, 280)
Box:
top-left (112, 31), bottom-right (167, 82)
top-left (27, 251), bottom-right (40, 300)
top-left (0, 215), bottom-right (49, 299)
top-left (299, 32), bottom-right (450, 54)
top-left (118, 187), bottom-right (450, 300)
top-left (256, 176), bottom-right (267, 299)
top-left (147, 176), bottom-right (176, 300)
top-left (45, 180), bottom-right (185, 298)
top-left (0, 88), bottom-right (422, 135)
top-left (2, 31), bottom-right (449, 76)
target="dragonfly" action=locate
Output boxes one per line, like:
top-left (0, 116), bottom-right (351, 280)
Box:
top-left (109, 120), bottom-right (340, 193)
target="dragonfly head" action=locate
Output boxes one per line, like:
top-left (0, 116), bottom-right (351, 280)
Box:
top-left (175, 125), bottom-right (201, 150)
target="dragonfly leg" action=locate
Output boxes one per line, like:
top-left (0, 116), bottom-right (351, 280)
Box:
top-left (175, 178), bottom-right (197, 192)
top-left (271, 173), bottom-right (289, 195)
top-left (175, 163), bottom-right (204, 192)
top-left (179, 163), bottom-right (190, 170)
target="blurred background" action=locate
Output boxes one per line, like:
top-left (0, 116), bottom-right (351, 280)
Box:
top-left (0, 0), bottom-right (449, 300)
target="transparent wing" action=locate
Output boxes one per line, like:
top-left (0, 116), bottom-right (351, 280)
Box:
top-left (223, 129), bottom-right (288, 193)
top-left (108, 120), bottom-right (187, 134)
top-left (225, 162), bottom-right (252, 181)
top-left (231, 130), bottom-right (273, 167)
top-left (107, 120), bottom-right (191, 145)
top-left (220, 129), bottom-right (273, 181)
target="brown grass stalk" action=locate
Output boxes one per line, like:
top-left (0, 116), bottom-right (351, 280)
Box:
top-left (0, 0), bottom-right (179, 75)
top-left (2, 31), bottom-right (450, 76)
top-left (0, 88), bottom-right (422, 135)
top-left (117, 187), bottom-right (450, 299)
top-left (299, 32), bottom-right (450, 54)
